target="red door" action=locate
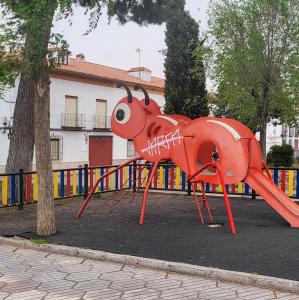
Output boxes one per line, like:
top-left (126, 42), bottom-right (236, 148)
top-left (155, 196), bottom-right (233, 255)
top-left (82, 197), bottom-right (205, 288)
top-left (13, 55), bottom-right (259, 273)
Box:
top-left (89, 136), bottom-right (112, 166)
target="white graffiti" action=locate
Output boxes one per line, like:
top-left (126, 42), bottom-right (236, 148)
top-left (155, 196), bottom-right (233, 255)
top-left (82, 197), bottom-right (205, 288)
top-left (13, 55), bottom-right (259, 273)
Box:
top-left (141, 128), bottom-right (183, 156)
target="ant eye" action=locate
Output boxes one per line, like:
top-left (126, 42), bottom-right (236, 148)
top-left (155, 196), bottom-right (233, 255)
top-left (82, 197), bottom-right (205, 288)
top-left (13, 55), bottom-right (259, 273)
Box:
top-left (116, 109), bottom-right (125, 121)
top-left (114, 103), bottom-right (131, 124)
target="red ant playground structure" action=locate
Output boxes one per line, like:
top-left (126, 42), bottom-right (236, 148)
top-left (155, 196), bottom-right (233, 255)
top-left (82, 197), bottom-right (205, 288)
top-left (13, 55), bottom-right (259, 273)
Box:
top-left (77, 81), bottom-right (299, 234)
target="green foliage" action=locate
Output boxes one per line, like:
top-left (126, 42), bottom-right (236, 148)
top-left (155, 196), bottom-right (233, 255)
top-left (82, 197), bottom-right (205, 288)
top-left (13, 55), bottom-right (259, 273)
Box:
top-left (0, 49), bottom-right (18, 100)
top-left (0, 0), bottom-right (168, 81)
top-left (0, 1), bottom-right (69, 80)
top-left (31, 238), bottom-right (48, 245)
top-left (208, 0), bottom-right (299, 137)
top-left (106, 0), bottom-right (167, 25)
top-left (164, 5), bottom-right (209, 119)
top-left (0, 21), bottom-right (18, 99)
top-left (267, 144), bottom-right (294, 167)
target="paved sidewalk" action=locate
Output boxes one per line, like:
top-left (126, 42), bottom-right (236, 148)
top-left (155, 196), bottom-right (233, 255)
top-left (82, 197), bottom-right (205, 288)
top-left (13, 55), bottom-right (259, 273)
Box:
top-left (2, 196), bottom-right (299, 281)
top-left (0, 245), bottom-right (298, 300)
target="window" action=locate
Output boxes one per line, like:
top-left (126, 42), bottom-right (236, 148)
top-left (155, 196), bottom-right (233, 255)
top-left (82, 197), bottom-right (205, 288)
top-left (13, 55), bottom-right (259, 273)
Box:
top-left (64, 96), bottom-right (78, 127)
top-left (96, 100), bottom-right (107, 128)
top-left (127, 140), bottom-right (137, 157)
top-left (51, 139), bottom-right (60, 160)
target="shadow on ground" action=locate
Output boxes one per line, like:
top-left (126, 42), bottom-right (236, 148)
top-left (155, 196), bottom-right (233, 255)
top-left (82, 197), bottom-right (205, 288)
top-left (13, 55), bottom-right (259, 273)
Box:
top-left (1, 192), bottom-right (299, 280)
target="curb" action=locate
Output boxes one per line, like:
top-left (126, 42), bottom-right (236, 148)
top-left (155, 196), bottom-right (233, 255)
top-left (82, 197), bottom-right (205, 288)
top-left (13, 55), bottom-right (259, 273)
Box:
top-left (0, 236), bottom-right (298, 294)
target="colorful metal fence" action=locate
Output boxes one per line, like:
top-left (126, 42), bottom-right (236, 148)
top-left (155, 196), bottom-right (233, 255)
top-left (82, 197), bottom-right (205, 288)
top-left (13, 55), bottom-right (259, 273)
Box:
top-left (0, 163), bottom-right (298, 207)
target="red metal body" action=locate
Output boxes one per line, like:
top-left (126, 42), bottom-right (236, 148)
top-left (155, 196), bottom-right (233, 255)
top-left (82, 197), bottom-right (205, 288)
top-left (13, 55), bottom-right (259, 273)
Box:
top-left (77, 81), bottom-right (299, 234)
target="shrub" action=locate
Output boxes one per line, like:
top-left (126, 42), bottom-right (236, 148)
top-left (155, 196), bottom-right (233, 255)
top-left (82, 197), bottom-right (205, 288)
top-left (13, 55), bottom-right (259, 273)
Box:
top-left (266, 144), bottom-right (294, 167)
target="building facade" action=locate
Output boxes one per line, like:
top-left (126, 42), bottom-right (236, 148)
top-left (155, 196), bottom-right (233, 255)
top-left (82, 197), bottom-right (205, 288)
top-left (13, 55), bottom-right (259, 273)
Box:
top-left (0, 54), bottom-right (165, 171)
top-left (262, 121), bottom-right (299, 158)
top-left (1, 54), bottom-right (297, 172)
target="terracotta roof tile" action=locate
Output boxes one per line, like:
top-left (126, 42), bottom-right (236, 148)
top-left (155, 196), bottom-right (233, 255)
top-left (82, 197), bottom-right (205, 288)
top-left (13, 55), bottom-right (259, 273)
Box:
top-left (56, 58), bottom-right (164, 89)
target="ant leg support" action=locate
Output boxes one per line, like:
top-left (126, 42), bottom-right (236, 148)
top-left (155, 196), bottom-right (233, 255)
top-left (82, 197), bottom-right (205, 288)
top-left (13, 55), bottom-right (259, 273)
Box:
top-left (76, 157), bottom-right (142, 218)
top-left (215, 164), bottom-right (236, 234)
top-left (201, 182), bottom-right (213, 222)
top-left (188, 161), bottom-right (236, 234)
top-left (139, 161), bottom-right (160, 225)
top-left (262, 160), bottom-right (272, 181)
top-left (192, 183), bottom-right (204, 224)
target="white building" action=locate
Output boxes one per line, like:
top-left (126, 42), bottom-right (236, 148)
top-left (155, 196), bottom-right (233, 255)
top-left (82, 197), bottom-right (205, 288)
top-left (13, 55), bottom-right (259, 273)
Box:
top-left (0, 53), bottom-right (165, 171)
top-left (1, 54), bottom-right (297, 172)
top-left (266, 121), bottom-right (299, 157)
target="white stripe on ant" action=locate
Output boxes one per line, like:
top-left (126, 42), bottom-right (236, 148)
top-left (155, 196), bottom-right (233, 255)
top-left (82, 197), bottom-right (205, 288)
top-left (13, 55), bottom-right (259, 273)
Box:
top-left (157, 115), bottom-right (178, 126)
top-left (207, 120), bottom-right (241, 141)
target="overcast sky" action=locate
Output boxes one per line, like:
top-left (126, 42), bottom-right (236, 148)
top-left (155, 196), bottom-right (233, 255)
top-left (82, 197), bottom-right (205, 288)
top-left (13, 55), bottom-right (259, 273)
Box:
top-left (53, 0), bottom-right (211, 80)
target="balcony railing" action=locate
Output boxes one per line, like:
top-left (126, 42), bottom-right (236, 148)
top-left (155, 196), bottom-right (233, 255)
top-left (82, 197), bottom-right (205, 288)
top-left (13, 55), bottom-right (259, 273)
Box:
top-left (61, 113), bottom-right (86, 128)
top-left (93, 115), bottom-right (111, 129)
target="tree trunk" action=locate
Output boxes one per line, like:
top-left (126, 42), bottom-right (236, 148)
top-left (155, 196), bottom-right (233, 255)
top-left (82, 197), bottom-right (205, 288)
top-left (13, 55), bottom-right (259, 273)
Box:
top-left (35, 58), bottom-right (55, 236)
top-left (5, 73), bottom-right (35, 173)
top-left (32, 1), bottom-right (57, 236)
top-left (260, 79), bottom-right (270, 161)
top-left (259, 119), bottom-right (267, 160)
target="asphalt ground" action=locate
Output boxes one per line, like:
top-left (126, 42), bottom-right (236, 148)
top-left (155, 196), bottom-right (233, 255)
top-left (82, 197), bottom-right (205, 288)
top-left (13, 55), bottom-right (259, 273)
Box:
top-left (1, 191), bottom-right (299, 281)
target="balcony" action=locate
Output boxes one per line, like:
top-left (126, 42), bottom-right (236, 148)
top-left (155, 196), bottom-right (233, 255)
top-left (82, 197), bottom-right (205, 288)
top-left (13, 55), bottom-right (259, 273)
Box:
top-left (61, 113), bottom-right (86, 130)
top-left (93, 115), bottom-right (111, 131)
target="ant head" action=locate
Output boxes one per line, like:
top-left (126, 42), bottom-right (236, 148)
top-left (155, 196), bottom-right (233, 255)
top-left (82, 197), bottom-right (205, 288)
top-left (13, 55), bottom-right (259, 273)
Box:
top-left (112, 81), bottom-right (145, 139)
top-left (134, 84), bottom-right (161, 115)
top-left (140, 98), bottom-right (161, 115)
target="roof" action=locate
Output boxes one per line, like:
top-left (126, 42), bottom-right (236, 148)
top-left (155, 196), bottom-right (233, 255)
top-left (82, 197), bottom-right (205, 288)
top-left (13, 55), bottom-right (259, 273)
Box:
top-left (54, 58), bottom-right (164, 90)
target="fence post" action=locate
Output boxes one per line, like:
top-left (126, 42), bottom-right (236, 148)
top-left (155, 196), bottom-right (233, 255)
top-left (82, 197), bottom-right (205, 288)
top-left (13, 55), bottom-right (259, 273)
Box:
top-left (133, 160), bottom-right (137, 193)
top-left (84, 164), bottom-right (89, 199)
top-left (18, 169), bottom-right (24, 210)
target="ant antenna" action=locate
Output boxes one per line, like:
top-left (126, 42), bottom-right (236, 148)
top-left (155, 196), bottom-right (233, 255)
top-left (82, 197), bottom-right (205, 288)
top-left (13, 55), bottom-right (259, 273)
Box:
top-left (134, 84), bottom-right (150, 105)
top-left (116, 81), bottom-right (133, 103)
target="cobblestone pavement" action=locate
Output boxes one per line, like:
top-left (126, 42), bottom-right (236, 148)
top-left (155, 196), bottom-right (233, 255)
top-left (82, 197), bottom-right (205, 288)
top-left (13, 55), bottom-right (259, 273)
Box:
top-left (0, 245), bottom-right (298, 300)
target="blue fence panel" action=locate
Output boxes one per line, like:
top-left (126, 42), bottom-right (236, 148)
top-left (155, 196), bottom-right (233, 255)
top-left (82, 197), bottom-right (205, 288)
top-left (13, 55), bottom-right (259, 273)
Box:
top-left (100, 167), bottom-right (105, 191)
top-left (206, 183), bottom-right (210, 192)
top-left (115, 169), bottom-right (119, 190)
top-left (181, 171), bottom-right (186, 191)
top-left (78, 169), bottom-right (83, 194)
top-left (60, 170), bottom-right (64, 197)
top-left (274, 169), bottom-right (279, 185)
top-left (164, 166), bottom-right (169, 190)
top-left (128, 166), bottom-right (132, 188)
top-left (245, 183), bottom-right (250, 194)
top-left (10, 175), bottom-right (16, 205)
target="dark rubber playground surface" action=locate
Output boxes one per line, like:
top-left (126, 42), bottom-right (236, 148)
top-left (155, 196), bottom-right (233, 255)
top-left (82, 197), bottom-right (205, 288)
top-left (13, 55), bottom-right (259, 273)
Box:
top-left (1, 192), bottom-right (299, 281)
